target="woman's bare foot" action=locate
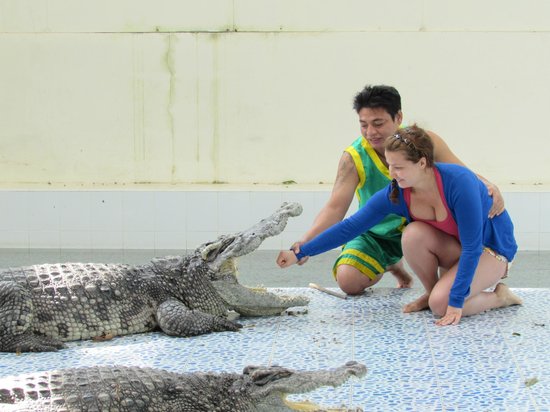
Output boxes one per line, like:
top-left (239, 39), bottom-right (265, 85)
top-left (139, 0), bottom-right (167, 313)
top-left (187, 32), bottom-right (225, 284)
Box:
top-left (403, 293), bottom-right (430, 313)
top-left (495, 283), bottom-right (523, 307)
top-left (387, 263), bottom-right (413, 288)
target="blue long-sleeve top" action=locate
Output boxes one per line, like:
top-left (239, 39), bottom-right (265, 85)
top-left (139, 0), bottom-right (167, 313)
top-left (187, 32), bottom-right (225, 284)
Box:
top-left (296, 163), bottom-right (517, 308)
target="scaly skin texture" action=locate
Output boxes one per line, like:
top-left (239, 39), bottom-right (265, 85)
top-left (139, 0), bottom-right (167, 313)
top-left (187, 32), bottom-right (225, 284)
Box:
top-left (0, 203), bottom-right (308, 352)
top-left (0, 362), bottom-right (367, 412)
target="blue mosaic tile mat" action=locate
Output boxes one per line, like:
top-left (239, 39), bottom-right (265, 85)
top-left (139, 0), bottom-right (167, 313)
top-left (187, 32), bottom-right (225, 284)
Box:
top-left (1, 287), bottom-right (549, 411)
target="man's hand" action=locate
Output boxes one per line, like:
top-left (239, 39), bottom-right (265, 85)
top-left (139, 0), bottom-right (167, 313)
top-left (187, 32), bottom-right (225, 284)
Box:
top-left (291, 242), bottom-right (309, 265)
top-left (476, 175), bottom-right (505, 218)
top-left (435, 306), bottom-right (463, 326)
top-left (486, 182), bottom-right (505, 218)
top-left (276, 250), bottom-right (299, 268)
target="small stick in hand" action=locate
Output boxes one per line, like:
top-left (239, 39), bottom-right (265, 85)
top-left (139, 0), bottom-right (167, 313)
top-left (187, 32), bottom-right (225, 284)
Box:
top-left (308, 283), bottom-right (347, 300)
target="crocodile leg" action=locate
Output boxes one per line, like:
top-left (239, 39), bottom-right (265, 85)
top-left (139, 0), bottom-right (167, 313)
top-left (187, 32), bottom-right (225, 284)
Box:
top-left (0, 281), bottom-right (64, 352)
top-left (156, 299), bottom-right (242, 337)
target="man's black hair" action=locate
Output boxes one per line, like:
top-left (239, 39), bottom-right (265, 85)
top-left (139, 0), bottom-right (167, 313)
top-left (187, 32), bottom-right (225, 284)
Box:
top-left (353, 85), bottom-right (401, 120)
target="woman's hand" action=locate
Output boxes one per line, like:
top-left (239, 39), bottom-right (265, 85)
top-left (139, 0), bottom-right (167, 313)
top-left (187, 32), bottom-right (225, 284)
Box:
top-left (276, 250), bottom-right (299, 268)
top-left (435, 306), bottom-right (463, 326)
top-left (290, 241), bottom-right (309, 265)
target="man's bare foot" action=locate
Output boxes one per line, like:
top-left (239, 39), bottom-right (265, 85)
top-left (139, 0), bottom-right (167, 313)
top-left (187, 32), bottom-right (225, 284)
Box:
top-left (403, 293), bottom-right (430, 313)
top-left (495, 283), bottom-right (523, 307)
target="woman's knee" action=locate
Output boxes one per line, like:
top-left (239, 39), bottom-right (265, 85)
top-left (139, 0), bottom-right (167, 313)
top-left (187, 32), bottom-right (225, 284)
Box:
top-left (336, 265), bottom-right (377, 295)
top-left (401, 222), bottom-right (434, 251)
top-left (428, 292), bottom-right (448, 317)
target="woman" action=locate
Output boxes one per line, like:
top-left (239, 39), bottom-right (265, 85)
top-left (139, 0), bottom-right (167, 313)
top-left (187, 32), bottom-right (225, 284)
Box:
top-left (277, 125), bottom-right (522, 326)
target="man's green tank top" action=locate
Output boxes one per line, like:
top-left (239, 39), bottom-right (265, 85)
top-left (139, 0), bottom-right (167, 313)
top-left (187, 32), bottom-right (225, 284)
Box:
top-left (345, 136), bottom-right (406, 238)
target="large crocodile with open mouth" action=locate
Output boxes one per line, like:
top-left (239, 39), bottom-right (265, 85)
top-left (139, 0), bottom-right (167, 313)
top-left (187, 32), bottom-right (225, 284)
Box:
top-left (0, 361), bottom-right (366, 411)
top-left (0, 202), bottom-right (308, 352)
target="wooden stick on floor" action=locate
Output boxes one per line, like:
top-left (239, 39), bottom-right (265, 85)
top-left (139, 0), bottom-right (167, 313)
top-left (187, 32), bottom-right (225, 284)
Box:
top-left (308, 283), bottom-right (347, 299)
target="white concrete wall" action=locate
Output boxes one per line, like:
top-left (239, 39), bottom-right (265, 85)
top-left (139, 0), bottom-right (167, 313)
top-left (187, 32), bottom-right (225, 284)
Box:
top-left (1, 1), bottom-right (550, 186)
top-left (1, 1), bottom-right (549, 251)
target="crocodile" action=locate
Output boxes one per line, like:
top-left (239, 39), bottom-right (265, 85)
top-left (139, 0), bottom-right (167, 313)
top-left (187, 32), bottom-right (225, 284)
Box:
top-left (0, 202), bottom-right (308, 352)
top-left (0, 361), bottom-right (366, 411)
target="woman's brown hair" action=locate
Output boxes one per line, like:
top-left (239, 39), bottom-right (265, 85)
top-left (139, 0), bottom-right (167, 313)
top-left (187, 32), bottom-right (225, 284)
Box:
top-left (385, 124), bottom-right (435, 203)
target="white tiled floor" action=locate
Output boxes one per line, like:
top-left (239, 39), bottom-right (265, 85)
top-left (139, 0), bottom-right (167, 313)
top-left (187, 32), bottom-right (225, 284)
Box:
top-left (1, 287), bottom-right (548, 411)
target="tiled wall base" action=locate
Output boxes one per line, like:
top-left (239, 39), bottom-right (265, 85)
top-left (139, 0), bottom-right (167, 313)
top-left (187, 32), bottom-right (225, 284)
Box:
top-left (0, 189), bottom-right (548, 250)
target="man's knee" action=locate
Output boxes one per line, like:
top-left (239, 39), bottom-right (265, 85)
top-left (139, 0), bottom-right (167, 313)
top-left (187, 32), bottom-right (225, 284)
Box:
top-left (336, 265), bottom-right (378, 295)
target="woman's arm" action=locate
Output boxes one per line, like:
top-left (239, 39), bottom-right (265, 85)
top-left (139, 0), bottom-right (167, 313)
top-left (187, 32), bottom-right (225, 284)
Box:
top-left (445, 171), bottom-right (485, 309)
top-left (298, 189), bottom-right (392, 259)
top-left (277, 187), bottom-right (404, 268)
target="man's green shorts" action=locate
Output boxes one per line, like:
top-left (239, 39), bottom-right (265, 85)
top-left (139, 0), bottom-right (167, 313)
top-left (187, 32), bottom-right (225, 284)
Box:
top-left (332, 231), bottom-right (403, 280)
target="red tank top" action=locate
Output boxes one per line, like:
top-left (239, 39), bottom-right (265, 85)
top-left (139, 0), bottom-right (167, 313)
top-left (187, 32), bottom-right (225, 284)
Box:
top-left (404, 168), bottom-right (459, 239)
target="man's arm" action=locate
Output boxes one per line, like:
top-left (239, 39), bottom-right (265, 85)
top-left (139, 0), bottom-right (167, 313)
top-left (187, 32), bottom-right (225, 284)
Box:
top-left (429, 130), bottom-right (466, 166)
top-left (299, 151), bottom-right (358, 243)
top-left (429, 130), bottom-right (504, 217)
top-left (291, 152), bottom-right (358, 264)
